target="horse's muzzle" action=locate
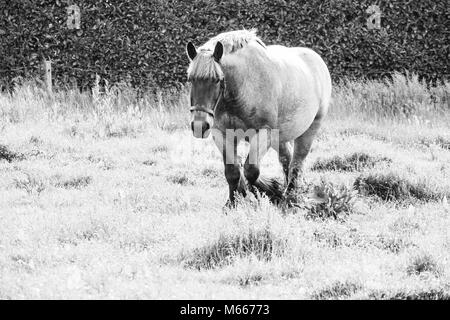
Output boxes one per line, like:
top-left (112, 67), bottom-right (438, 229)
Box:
top-left (190, 110), bottom-right (214, 139)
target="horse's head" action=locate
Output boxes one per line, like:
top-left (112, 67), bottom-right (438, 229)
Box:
top-left (186, 41), bottom-right (224, 139)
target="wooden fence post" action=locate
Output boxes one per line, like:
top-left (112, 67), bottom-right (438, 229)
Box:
top-left (43, 59), bottom-right (52, 96)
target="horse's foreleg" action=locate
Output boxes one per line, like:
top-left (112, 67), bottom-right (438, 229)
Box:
top-left (214, 130), bottom-right (247, 207)
top-left (244, 129), bottom-right (283, 204)
top-left (286, 116), bottom-right (322, 196)
top-left (224, 162), bottom-right (247, 206)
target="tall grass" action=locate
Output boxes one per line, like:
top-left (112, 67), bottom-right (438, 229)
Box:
top-left (0, 78), bottom-right (190, 137)
top-left (331, 72), bottom-right (449, 125)
top-left (1, 73), bottom-right (448, 128)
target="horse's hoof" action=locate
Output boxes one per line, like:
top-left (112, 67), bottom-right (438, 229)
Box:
top-left (222, 199), bottom-right (235, 213)
top-left (282, 190), bottom-right (300, 208)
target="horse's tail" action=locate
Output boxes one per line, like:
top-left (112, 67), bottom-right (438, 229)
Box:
top-left (251, 176), bottom-right (284, 204)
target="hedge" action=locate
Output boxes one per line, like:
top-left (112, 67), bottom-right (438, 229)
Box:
top-left (0, 0), bottom-right (448, 90)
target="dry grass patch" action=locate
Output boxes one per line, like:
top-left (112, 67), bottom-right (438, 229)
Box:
top-left (376, 234), bottom-right (416, 254)
top-left (142, 159), bottom-right (157, 166)
top-left (312, 280), bottom-right (363, 299)
top-left (0, 144), bottom-right (24, 162)
top-left (311, 152), bottom-right (391, 172)
top-left (14, 172), bottom-right (47, 195)
top-left (201, 167), bottom-right (221, 178)
top-left (181, 228), bottom-right (287, 270)
top-left (53, 175), bottom-right (92, 189)
top-left (149, 144), bottom-right (169, 153)
top-left (418, 136), bottom-right (450, 150)
top-left (407, 253), bottom-right (442, 277)
top-left (354, 172), bottom-right (445, 202)
top-left (167, 172), bottom-right (195, 186)
top-left (369, 288), bottom-right (450, 300)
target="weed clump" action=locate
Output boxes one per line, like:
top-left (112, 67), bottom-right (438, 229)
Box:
top-left (292, 181), bottom-right (356, 221)
top-left (311, 152), bottom-right (391, 172)
top-left (354, 172), bottom-right (442, 202)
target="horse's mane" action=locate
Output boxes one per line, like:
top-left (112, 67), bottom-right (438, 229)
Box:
top-left (188, 29), bottom-right (266, 81)
top-left (200, 29), bottom-right (265, 54)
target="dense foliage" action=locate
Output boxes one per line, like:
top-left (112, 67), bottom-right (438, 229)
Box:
top-left (0, 0), bottom-right (448, 89)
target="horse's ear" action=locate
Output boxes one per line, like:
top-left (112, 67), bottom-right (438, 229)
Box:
top-left (213, 41), bottom-right (223, 62)
top-left (186, 42), bottom-right (197, 60)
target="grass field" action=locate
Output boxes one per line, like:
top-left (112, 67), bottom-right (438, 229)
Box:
top-left (0, 74), bottom-right (449, 299)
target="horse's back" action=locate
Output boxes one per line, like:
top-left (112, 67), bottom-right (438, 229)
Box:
top-left (292, 47), bottom-right (332, 117)
top-left (268, 45), bottom-right (331, 114)
top-left (264, 45), bottom-right (331, 141)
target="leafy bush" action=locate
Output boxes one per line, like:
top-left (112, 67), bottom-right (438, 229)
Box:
top-left (0, 0), bottom-right (448, 90)
top-left (292, 181), bottom-right (357, 221)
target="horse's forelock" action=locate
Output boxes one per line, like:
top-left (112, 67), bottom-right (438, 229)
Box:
top-left (187, 51), bottom-right (224, 81)
top-left (187, 30), bottom-right (265, 81)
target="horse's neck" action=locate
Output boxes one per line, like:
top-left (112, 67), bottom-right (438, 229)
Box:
top-left (223, 68), bottom-right (246, 109)
top-left (219, 67), bottom-right (256, 128)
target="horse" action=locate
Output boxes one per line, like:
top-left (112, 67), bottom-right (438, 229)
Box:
top-left (186, 29), bottom-right (332, 207)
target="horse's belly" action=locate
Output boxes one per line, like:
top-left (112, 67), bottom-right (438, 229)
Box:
top-left (276, 79), bottom-right (320, 143)
top-left (277, 105), bottom-right (317, 142)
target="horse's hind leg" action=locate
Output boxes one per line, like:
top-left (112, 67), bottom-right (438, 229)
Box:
top-left (278, 141), bottom-right (293, 186)
top-left (286, 115), bottom-right (323, 195)
top-left (244, 129), bottom-right (283, 203)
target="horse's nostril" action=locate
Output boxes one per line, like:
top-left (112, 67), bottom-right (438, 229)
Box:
top-left (191, 122), bottom-right (195, 132)
top-left (203, 122), bottom-right (210, 133)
